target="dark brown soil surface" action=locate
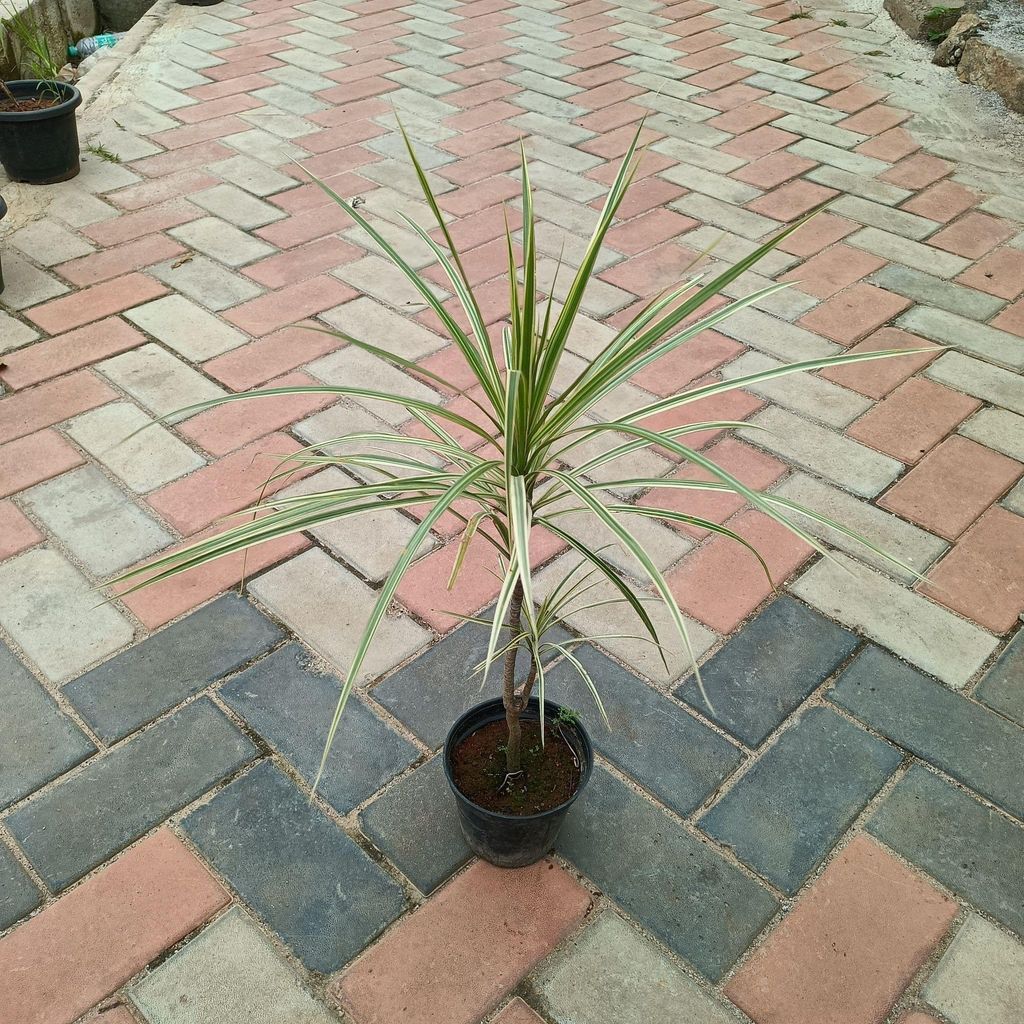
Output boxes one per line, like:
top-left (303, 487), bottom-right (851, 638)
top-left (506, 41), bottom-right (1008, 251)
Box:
top-left (0, 95), bottom-right (61, 113)
top-left (451, 718), bottom-right (582, 815)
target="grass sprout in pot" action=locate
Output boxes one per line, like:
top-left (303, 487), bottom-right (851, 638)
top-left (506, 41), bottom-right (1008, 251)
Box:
top-left (445, 697), bottom-right (593, 867)
top-left (106, 121), bottom-right (930, 876)
top-left (0, 81), bottom-right (82, 184)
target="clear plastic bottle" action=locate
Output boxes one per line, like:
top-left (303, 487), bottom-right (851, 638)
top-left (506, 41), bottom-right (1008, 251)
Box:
top-left (68, 33), bottom-right (126, 59)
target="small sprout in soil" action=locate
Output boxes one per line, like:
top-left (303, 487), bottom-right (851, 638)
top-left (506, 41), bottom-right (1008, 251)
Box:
top-left (555, 705), bottom-right (581, 727)
top-left (787, 9), bottom-right (813, 18)
top-left (86, 143), bottom-right (121, 164)
top-left (923, 4), bottom-right (956, 19)
top-left (865, 49), bottom-right (886, 55)
top-left (830, 18), bottom-right (849, 26)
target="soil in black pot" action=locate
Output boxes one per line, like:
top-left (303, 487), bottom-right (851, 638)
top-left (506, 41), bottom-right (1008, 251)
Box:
top-left (0, 95), bottom-right (61, 113)
top-left (451, 718), bottom-right (582, 815)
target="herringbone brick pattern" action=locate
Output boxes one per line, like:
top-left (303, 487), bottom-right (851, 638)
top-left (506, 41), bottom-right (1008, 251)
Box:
top-left (1, 0), bottom-right (1022, 1019)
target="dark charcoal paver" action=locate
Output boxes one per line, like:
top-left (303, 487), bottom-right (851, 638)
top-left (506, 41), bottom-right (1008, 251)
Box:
top-left (699, 706), bottom-right (900, 893)
top-left (372, 614), bottom-right (568, 748)
top-left (832, 646), bottom-right (1024, 819)
top-left (0, 843), bottom-right (41, 930)
top-left (975, 632), bottom-right (1024, 727)
top-left (675, 596), bottom-right (859, 746)
top-left (868, 764), bottom-right (1024, 937)
top-left (558, 765), bottom-right (779, 981)
top-left (1, 641), bottom-right (95, 810)
top-left (7, 698), bottom-right (257, 891)
top-left (64, 593), bottom-right (283, 743)
top-left (359, 755), bottom-right (470, 895)
top-left (546, 645), bottom-right (744, 816)
top-left (183, 760), bottom-right (407, 973)
top-left (219, 644), bottom-right (418, 815)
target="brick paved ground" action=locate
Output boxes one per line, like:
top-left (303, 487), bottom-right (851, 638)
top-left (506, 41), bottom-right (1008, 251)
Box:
top-left (1, 0), bottom-right (1023, 1020)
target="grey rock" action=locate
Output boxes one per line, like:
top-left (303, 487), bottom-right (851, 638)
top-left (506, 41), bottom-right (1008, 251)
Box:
top-left (957, 39), bottom-right (1024, 114)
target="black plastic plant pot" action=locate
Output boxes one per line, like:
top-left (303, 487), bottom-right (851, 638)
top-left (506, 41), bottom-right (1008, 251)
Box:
top-left (443, 697), bottom-right (593, 868)
top-left (0, 194), bottom-right (6, 294)
top-left (0, 81), bottom-right (82, 185)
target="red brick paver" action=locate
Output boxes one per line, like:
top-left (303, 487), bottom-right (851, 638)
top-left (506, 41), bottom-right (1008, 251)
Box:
top-left (333, 860), bottom-right (590, 1024)
top-left (725, 837), bottom-right (957, 1024)
top-left (0, 830), bottom-right (228, 1024)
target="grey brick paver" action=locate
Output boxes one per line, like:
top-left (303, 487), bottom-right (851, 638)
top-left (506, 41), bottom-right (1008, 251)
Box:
top-left (923, 914), bottom-right (1024, 1024)
top-left (833, 645), bottom-right (1024, 818)
top-left (64, 593), bottom-right (283, 743)
top-left (21, 466), bottom-right (173, 576)
top-left (183, 760), bottom-right (406, 972)
top-left (7, 698), bottom-right (256, 891)
top-left (791, 553), bottom-right (999, 688)
top-left (1, 641), bottom-right (95, 810)
top-left (0, 548), bottom-right (134, 683)
top-left (699, 706), bottom-right (899, 893)
top-left (131, 908), bottom-right (338, 1024)
top-left (676, 596), bottom-right (858, 746)
top-left (546, 644), bottom-right (744, 817)
top-left (975, 633), bottom-right (1024, 726)
top-left (359, 755), bottom-right (470, 894)
top-left (868, 765), bottom-right (1024, 936)
top-left (0, 843), bottom-right (41, 930)
top-left (559, 765), bottom-right (779, 981)
top-left (530, 912), bottom-right (738, 1024)
top-left (220, 644), bottom-right (418, 814)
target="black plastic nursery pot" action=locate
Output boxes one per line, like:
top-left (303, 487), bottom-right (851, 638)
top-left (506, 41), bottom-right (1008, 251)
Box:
top-left (0, 81), bottom-right (82, 185)
top-left (443, 697), bottom-right (593, 868)
top-left (0, 194), bottom-right (6, 294)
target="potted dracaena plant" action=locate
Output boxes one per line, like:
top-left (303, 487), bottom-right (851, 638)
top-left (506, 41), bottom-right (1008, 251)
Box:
top-left (108, 126), bottom-right (926, 867)
top-left (0, 3), bottom-right (82, 183)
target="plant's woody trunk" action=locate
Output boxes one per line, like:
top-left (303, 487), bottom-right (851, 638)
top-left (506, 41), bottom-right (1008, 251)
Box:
top-left (502, 580), bottom-right (524, 774)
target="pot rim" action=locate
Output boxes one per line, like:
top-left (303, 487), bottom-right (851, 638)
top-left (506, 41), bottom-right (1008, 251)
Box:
top-left (442, 695), bottom-right (593, 823)
top-left (0, 81), bottom-right (82, 122)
